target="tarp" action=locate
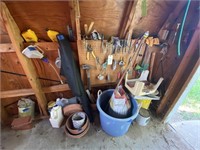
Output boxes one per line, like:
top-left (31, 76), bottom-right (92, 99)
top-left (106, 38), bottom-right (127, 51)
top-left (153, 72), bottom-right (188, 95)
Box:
top-left (57, 34), bottom-right (93, 122)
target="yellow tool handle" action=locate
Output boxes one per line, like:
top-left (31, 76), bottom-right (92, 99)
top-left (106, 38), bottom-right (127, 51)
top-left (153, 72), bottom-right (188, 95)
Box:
top-left (86, 52), bottom-right (90, 60)
top-left (87, 22), bottom-right (94, 35)
top-left (91, 51), bottom-right (96, 59)
top-left (84, 24), bottom-right (88, 35)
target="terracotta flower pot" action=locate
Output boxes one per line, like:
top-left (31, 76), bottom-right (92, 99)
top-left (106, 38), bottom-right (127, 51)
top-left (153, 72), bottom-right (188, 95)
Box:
top-left (65, 112), bottom-right (88, 135)
top-left (64, 117), bottom-right (90, 138)
top-left (63, 104), bottom-right (83, 117)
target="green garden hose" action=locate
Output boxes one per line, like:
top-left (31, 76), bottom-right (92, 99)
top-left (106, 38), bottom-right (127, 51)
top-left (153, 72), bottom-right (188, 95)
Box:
top-left (177, 0), bottom-right (191, 56)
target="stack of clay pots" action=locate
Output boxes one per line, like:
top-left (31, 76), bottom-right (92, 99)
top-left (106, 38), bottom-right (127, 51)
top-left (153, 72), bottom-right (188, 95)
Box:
top-left (64, 111), bottom-right (90, 138)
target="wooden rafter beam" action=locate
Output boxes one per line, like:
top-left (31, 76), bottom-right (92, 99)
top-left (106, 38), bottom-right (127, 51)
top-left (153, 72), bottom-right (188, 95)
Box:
top-left (119, 1), bottom-right (135, 38)
top-left (1, 2), bottom-right (48, 116)
top-left (1, 84), bottom-right (70, 106)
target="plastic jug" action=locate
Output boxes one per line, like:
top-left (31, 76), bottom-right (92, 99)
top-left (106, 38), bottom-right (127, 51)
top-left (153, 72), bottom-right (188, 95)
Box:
top-left (49, 106), bottom-right (64, 128)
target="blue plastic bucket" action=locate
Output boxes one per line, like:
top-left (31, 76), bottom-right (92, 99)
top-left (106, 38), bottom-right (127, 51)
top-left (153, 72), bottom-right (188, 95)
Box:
top-left (97, 89), bottom-right (138, 137)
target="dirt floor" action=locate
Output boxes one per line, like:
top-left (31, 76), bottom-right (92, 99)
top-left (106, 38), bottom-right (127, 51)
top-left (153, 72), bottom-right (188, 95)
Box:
top-left (1, 114), bottom-right (195, 150)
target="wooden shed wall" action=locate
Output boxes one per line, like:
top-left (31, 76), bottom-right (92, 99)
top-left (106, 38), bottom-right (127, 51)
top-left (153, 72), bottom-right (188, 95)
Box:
top-left (0, 0), bottom-right (199, 123)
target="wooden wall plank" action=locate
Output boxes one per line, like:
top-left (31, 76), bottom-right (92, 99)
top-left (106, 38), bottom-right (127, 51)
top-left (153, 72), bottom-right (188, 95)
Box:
top-left (1, 2), bottom-right (48, 116)
top-left (156, 21), bottom-right (200, 115)
top-left (153, 1), bottom-right (199, 89)
top-left (1, 53), bottom-right (31, 91)
top-left (79, 0), bottom-right (128, 38)
top-left (1, 84), bottom-right (70, 100)
top-left (126, 0), bottom-right (178, 37)
top-left (163, 58), bottom-right (200, 121)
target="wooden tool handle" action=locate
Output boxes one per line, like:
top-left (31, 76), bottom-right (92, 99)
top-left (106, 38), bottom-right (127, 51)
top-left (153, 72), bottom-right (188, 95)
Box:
top-left (87, 22), bottom-right (94, 35)
top-left (84, 24), bottom-right (88, 35)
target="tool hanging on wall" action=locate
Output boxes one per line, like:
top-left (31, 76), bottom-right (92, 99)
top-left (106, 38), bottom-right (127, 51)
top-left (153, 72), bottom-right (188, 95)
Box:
top-left (22, 45), bottom-right (44, 59)
top-left (112, 37), bottom-right (121, 54)
top-left (153, 43), bottom-right (169, 79)
top-left (112, 59), bottom-right (117, 71)
top-left (81, 64), bottom-right (95, 91)
top-left (177, 0), bottom-right (191, 56)
top-left (101, 34), bottom-right (105, 53)
top-left (138, 37), bottom-right (160, 71)
top-left (172, 23), bottom-right (181, 44)
top-left (55, 48), bottom-right (61, 68)
top-left (87, 22), bottom-right (94, 36)
top-left (113, 31), bottom-right (149, 93)
top-left (86, 44), bottom-right (100, 68)
top-left (21, 29), bottom-right (38, 42)
top-left (91, 30), bottom-right (101, 40)
top-left (67, 25), bottom-right (75, 41)
top-left (97, 61), bottom-right (108, 81)
top-left (83, 22), bottom-right (94, 39)
top-left (21, 45), bottom-right (64, 84)
top-left (46, 29), bottom-right (59, 42)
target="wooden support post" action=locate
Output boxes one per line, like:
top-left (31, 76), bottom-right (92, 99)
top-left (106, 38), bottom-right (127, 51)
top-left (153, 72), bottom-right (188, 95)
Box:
top-left (156, 21), bottom-right (200, 115)
top-left (1, 2), bottom-right (48, 116)
top-left (70, 0), bottom-right (81, 41)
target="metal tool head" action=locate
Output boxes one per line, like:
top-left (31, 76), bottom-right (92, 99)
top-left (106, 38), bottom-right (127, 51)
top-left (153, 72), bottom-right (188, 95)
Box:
top-left (81, 64), bottom-right (95, 70)
top-left (87, 44), bottom-right (93, 52)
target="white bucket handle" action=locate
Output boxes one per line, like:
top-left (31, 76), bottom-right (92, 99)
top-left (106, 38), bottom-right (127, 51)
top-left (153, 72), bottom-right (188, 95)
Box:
top-left (97, 90), bottom-right (102, 98)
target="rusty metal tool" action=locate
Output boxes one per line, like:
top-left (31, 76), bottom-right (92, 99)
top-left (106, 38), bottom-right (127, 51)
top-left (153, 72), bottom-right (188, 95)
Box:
top-left (172, 23), bottom-right (181, 44)
top-left (86, 44), bottom-right (96, 60)
top-left (81, 64), bottom-right (95, 91)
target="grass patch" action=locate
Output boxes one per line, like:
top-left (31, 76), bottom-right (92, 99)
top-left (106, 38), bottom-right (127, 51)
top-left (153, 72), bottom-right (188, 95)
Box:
top-left (178, 76), bottom-right (200, 120)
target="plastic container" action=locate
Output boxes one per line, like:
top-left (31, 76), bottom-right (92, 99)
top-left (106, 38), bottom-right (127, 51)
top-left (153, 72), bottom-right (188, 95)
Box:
top-left (97, 89), bottom-right (138, 137)
top-left (136, 99), bottom-right (151, 109)
top-left (18, 98), bottom-right (35, 118)
top-left (136, 108), bottom-right (150, 126)
top-left (49, 106), bottom-right (64, 128)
